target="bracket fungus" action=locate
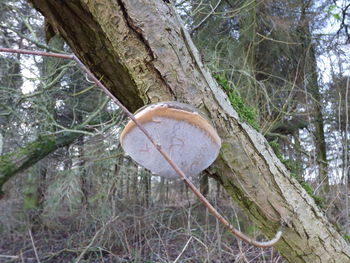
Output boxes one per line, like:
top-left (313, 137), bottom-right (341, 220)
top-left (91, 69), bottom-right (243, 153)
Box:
top-left (120, 101), bottom-right (221, 178)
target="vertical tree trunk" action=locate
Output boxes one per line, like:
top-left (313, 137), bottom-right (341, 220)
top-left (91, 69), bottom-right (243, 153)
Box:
top-left (200, 173), bottom-right (209, 197)
top-left (298, 1), bottom-right (328, 190)
top-left (115, 157), bottom-right (123, 199)
top-left (141, 170), bottom-right (151, 208)
top-left (309, 45), bottom-right (328, 188)
top-left (77, 135), bottom-right (89, 208)
top-left (132, 169), bottom-right (139, 203)
top-left (238, 0), bottom-right (257, 95)
top-left (293, 131), bottom-right (303, 176)
top-left (126, 169), bottom-right (130, 200)
top-left (216, 180), bottom-right (221, 199)
top-left (124, 157), bottom-right (133, 200)
top-left (23, 29), bottom-right (66, 217)
top-left (166, 180), bottom-right (169, 203)
top-left (158, 176), bottom-right (165, 203)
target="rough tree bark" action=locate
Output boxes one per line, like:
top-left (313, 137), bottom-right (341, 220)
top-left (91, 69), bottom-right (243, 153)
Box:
top-left (26, 1), bottom-right (350, 262)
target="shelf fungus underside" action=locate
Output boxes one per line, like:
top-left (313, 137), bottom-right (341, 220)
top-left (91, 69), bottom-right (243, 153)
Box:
top-left (120, 102), bottom-right (221, 179)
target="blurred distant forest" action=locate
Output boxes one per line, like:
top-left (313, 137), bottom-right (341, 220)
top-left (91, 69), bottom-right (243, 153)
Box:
top-left (0, 0), bottom-right (349, 262)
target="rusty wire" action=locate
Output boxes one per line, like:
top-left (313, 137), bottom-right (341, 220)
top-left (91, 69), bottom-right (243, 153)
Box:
top-left (0, 47), bottom-right (282, 248)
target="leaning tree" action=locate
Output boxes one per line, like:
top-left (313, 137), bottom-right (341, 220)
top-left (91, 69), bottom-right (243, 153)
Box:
top-left (22, 1), bottom-right (350, 262)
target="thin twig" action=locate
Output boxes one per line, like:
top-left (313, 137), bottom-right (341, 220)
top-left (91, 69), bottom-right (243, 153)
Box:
top-left (0, 255), bottom-right (19, 259)
top-left (28, 229), bottom-right (41, 263)
top-left (173, 237), bottom-right (193, 263)
top-left (75, 216), bottom-right (120, 263)
top-left (190, 0), bottom-right (222, 34)
top-left (0, 47), bottom-right (282, 248)
top-left (0, 47), bottom-right (73, 60)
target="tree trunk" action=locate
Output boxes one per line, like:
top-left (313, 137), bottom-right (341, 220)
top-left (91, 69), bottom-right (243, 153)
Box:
top-left (77, 134), bottom-right (89, 208)
top-left (26, 1), bottom-right (350, 262)
top-left (141, 169), bottom-right (151, 208)
top-left (132, 167), bottom-right (139, 203)
top-left (308, 44), bottom-right (329, 189)
top-left (33, 30), bottom-right (65, 216)
top-left (200, 173), bottom-right (209, 197)
top-left (158, 176), bottom-right (165, 203)
top-left (115, 157), bottom-right (123, 199)
top-left (298, 1), bottom-right (329, 190)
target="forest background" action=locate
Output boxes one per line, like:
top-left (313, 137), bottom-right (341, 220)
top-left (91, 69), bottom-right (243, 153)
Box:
top-left (0, 0), bottom-right (349, 262)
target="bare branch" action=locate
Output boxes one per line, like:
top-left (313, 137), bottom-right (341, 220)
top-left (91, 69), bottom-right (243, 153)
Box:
top-left (190, 0), bottom-right (223, 34)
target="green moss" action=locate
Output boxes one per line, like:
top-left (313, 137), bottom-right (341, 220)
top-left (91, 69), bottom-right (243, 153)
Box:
top-left (270, 142), bottom-right (324, 207)
top-left (0, 154), bottom-right (16, 183)
top-left (0, 135), bottom-right (57, 192)
top-left (290, 173), bottom-right (324, 207)
top-left (268, 140), bottom-right (283, 160)
top-left (23, 173), bottom-right (39, 210)
top-left (269, 140), bottom-right (295, 171)
top-left (214, 74), bottom-right (259, 130)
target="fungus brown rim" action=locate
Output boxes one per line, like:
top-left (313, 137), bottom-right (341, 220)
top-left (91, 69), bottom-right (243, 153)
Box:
top-left (120, 105), bottom-right (221, 147)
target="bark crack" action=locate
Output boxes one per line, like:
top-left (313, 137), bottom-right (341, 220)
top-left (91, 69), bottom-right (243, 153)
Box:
top-left (116, 0), bottom-right (176, 100)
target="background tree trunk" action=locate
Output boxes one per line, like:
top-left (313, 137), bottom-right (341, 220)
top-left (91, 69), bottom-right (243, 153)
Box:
top-left (298, 1), bottom-right (329, 190)
top-left (26, 0), bottom-right (350, 262)
top-left (200, 173), bottom-right (209, 197)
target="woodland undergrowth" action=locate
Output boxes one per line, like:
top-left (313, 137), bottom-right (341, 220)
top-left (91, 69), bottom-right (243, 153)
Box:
top-left (0, 179), bottom-right (284, 263)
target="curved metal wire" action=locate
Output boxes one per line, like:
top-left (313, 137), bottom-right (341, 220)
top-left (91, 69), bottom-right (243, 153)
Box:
top-left (0, 47), bottom-right (282, 248)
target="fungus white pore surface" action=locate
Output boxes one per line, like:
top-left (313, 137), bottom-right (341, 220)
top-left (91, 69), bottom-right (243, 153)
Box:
top-left (121, 114), bottom-right (221, 179)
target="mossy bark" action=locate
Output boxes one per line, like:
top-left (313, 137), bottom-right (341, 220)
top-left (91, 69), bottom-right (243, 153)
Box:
top-left (0, 133), bottom-right (74, 193)
top-left (26, 0), bottom-right (350, 262)
top-left (0, 112), bottom-right (113, 194)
